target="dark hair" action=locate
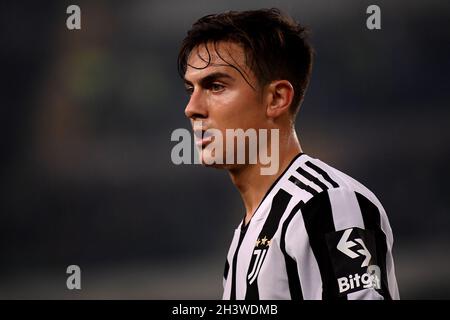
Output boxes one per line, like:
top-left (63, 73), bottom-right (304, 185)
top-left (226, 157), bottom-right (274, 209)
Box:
top-left (178, 8), bottom-right (314, 116)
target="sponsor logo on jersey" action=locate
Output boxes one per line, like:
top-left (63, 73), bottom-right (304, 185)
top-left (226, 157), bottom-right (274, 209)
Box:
top-left (326, 227), bottom-right (381, 295)
top-left (337, 228), bottom-right (372, 267)
top-left (337, 265), bottom-right (381, 293)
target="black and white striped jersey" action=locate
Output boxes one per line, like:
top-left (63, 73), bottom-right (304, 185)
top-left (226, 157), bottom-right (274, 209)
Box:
top-left (222, 153), bottom-right (399, 300)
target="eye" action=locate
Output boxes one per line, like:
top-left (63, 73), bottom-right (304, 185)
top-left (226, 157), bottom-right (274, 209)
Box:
top-left (210, 83), bottom-right (225, 93)
top-left (185, 86), bottom-right (194, 96)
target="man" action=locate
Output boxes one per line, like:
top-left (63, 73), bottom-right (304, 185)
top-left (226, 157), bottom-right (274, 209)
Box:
top-left (178, 8), bottom-right (399, 300)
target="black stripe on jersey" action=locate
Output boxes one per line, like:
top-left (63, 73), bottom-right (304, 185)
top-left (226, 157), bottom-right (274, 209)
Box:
top-left (288, 175), bottom-right (319, 196)
top-left (230, 222), bottom-right (249, 300)
top-left (280, 200), bottom-right (305, 300)
top-left (296, 166), bottom-right (329, 192)
top-left (305, 161), bottom-right (339, 188)
top-left (301, 191), bottom-right (347, 300)
top-left (224, 259), bottom-right (230, 280)
top-left (355, 192), bottom-right (392, 300)
top-left (245, 189), bottom-right (292, 300)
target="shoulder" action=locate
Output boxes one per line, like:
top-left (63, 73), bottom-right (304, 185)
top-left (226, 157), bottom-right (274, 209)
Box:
top-left (287, 154), bottom-right (386, 216)
top-left (281, 154), bottom-right (391, 247)
top-left (279, 155), bottom-right (397, 299)
top-left (284, 185), bottom-right (388, 239)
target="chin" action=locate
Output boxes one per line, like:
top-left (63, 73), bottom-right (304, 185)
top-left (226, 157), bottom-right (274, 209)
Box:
top-left (198, 153), bottom-right (230, 170)
top-left (203, 163), bottom-right (226, 170)
top-left (200, 157), bottom-right (244, 172)
top-left (199, 156), bottom-right (227, 169)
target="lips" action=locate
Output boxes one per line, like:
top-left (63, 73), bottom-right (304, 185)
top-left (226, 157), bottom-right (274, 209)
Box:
top-left (194, 129), bottom-right (213, 148)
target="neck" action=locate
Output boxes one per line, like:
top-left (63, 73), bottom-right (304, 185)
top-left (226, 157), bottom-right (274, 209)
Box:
top-left (228, 128), bottom-right (302, 226)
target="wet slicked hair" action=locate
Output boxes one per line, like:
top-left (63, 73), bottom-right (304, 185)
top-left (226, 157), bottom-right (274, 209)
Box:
top-left (178, 8), bottom-right (314, 116)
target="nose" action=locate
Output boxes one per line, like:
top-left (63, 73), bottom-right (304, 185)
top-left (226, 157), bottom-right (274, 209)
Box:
top-left (184, 89), bottom-right (208, 120)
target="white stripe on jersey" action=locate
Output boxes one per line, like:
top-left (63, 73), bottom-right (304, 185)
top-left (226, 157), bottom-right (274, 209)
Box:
top-left (328, 188), bottom-right (365, 230)
top-left (285, 211), bottom-right (323, 299)
top-left (222, 153), bottom-right (400, 300)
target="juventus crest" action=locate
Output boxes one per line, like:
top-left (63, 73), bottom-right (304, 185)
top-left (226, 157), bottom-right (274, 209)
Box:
top-left (247, 236), bottom-right (271, 285)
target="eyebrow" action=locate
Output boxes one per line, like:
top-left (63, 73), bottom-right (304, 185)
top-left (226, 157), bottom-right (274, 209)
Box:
top-left (184, 72), bottom-right (235, 87)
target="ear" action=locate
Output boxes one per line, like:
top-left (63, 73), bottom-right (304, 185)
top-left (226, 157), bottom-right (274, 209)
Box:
top-left (265, 80), bottom-right (294, 119)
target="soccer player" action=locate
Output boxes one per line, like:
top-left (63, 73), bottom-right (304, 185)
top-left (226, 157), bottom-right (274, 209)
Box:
top-left (178, 8), bottom-right (399, 300)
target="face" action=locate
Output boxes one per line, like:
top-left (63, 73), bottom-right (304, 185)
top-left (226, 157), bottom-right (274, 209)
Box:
top-left (184, 41), bottom-right (268, 168)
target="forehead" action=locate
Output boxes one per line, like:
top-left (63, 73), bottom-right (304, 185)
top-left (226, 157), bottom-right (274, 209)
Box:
top-left (185, 42), bottom-right (251, 81)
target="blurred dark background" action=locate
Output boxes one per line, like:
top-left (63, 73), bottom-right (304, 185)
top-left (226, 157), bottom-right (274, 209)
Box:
top-left (1, 0), bottom-right (449, 299)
